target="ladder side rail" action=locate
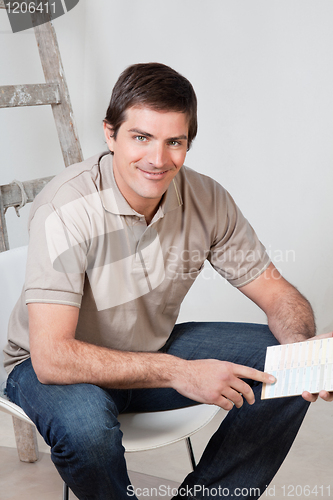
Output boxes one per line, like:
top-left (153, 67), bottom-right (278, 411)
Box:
top-left (0, 189), bottom-right (9, 252)
top-left (32, 11), bottom-right (83, 167)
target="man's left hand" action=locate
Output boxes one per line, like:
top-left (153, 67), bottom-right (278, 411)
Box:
top-left (302, 332), bottom-right (333, 403)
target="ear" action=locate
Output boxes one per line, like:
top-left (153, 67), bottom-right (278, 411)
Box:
top-left (103, 121), bottom-right (115, 152)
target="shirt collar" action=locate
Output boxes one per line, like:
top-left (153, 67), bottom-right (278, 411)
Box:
top-left (98, 152), bottom-right (183, 217)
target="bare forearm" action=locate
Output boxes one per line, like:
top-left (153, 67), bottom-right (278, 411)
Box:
top-left (28, 304), bottom-right (278, 410)
top-left (32, 337), bottom-right (183, 388)
top-left (32, 336), bottom-right (278, 410)
top-left (28, 303), bottom-right (185, 388)
top-left (240, 263), bottom-right (316, 345)
top-left (267, 287), bottom-right (316, 344)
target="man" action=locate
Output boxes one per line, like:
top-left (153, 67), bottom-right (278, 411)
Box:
top-left (4, 62), bottom-right (332, 500)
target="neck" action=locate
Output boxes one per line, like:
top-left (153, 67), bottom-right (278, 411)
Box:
top-left (137, 199), bottom-right (161, 225)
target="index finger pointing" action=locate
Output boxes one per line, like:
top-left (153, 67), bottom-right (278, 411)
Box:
top-left (234, 364), bottom-right (276, 385)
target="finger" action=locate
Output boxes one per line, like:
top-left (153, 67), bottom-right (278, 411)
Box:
top-left (319, 390), bottom-right (333, 402)
top-left (230, 378), bottom-right (255, 405)
top-left (309, 332), bottom-right (333, 341)
top-left (302, 391), bottom-right (318, 402)
top-left (233, 364), bottom-right (276, 385)
top-left (222, 387), bottom-right (245, 408)
top-left (216, 396), bottom-right (234, 411)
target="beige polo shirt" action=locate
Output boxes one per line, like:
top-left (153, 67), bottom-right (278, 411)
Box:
top-left (3, 152), bottom-right (270, 374)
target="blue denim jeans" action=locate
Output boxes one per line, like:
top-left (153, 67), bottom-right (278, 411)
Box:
top-left (6, 322), bottom-right (310, 500)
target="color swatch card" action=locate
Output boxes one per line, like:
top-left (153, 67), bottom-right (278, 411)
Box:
top-left (261, 337), bottom-right (333, 399)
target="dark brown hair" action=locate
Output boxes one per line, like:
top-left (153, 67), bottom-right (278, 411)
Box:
top-left (104, 63), bottom-right (197, 150)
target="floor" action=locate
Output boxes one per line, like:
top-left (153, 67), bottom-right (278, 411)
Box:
top-left (0, 399), bottom-right (332, 499)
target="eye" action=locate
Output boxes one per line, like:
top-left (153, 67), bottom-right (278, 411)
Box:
top-left (135, 135), bottom-right (147, 142)
top-left (168, 140), bottom-right (181, 147)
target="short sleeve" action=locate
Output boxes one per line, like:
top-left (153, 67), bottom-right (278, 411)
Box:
top-left (208, 188), bottom-right (271, 287)
top-left (25, 202), bottom-right (87, 307)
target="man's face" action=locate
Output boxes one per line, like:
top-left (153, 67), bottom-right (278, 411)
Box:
top-left (104, 106), bottom-right (188, 215)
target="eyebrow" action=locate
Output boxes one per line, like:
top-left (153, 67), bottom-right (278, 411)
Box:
top-left (128, 128), bottom-right (188, 141)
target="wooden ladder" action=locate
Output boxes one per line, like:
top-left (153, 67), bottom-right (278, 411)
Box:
top-left (0, 0), bottom-right (83, 462)
top-left (0, 0), bottom-right (83, 252)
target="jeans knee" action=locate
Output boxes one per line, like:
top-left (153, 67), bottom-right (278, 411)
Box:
top-left (51, 405), bottom-right (123, 467)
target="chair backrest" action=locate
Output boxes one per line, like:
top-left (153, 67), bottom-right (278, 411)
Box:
top-left (0, 246), bottom-right (28, 389)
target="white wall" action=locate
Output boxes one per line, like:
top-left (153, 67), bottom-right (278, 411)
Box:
top-left (1, 0), bottom-right (332, 334)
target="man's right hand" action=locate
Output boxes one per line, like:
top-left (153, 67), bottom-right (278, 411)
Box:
top-left (172, 359), bottom-right (276, 411)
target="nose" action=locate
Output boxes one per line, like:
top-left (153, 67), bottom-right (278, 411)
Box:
top-left (147, 142), bottom-right (169, 169)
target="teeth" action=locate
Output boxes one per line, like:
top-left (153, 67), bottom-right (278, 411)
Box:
top-left (141, 170), bottom-right (167, 175)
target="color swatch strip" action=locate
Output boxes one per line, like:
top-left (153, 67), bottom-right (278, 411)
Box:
top-left (261, 337), bottom-right (333, 399)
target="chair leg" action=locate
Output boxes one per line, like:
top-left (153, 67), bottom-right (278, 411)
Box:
top-left (63, 482), bottom-right (69, 500)
top-left (185, 436), bottom-right (196, 470)
top-left (12, 416), bottom-right (39, 463)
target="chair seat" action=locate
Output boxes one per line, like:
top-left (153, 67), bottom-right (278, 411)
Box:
top-left (0, 395), bottom-right (220, 453)
top-left (0, 395), bottom-right (33, 425)
top-left (119, 404), bottom-right (220, 452)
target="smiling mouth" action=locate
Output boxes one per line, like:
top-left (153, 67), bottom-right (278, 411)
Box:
top-left (137, 168), bottom-right (169, 176)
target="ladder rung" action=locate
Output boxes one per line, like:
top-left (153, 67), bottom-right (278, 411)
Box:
top-left (0, 176), bottom-right (54, 209)
top-left (0, 83), bottom-right (61, 108)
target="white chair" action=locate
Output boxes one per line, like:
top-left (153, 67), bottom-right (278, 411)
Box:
top-left (0, 246), bottom-right (220, 499)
